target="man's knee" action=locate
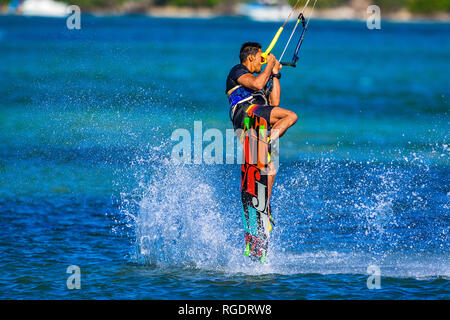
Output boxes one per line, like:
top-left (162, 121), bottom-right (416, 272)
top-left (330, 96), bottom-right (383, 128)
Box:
top-left (288, 111), bottom-right (298, 126)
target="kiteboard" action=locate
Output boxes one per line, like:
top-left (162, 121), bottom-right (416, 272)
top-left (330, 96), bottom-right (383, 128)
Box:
top-left (240, 106), bottom-right (273, 263)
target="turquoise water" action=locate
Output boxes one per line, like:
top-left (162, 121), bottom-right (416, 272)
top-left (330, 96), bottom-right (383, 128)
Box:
top-left (0, 15), bottom-right (449, 299)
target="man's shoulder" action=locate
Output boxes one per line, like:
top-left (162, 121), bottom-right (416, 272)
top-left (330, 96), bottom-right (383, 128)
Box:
top-left (226, 64), bottom-right (253, 93)
top-left (228, 64), bottom-right (251, 78)
top-left (230, 63), bottom-right (249, 72)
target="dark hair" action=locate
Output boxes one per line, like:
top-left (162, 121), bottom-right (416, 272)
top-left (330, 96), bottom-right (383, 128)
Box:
top-left (239, 42), bottom-right (262, 63)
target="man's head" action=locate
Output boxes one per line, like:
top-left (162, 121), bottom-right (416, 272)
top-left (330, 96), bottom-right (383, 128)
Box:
top-left (240, 42), bottom-right (263, 73)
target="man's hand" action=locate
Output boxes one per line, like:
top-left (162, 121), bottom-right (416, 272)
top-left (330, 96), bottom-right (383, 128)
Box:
top-left (272, 60), bottom-right (282, 74)
top-left (266, 53), bottom-right (276, 67)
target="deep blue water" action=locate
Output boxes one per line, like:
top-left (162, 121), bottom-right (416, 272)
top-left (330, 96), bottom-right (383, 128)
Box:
top-left (0, 14), bottom-right (449, 299)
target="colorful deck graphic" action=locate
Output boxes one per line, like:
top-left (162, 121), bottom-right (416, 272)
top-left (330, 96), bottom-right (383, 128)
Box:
top-left (240, 105), bottom-right (272, 263)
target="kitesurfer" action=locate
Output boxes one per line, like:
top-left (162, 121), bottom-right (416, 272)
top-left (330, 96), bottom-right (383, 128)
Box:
top-left (226, 42), bottom-right (298, 205)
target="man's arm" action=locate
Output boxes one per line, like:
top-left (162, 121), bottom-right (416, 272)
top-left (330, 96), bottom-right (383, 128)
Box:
top-left (269, 61), bottom-right (282, 107)
top-left (269, 77), bottom-right (280, 107)
top-left (236, 55), bottom-right (276, 91)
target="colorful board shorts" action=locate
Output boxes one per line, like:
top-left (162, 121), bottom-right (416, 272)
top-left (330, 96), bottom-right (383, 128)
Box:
top-left (232, 104), bottom-right (275, 131)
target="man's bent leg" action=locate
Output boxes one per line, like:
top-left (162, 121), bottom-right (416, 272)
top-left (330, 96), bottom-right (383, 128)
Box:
top-left (269, 107), bottom-right (298, 142)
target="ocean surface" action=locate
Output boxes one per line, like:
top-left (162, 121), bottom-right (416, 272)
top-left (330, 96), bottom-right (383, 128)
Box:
top-left (0, 14), bottom-right (449, 299)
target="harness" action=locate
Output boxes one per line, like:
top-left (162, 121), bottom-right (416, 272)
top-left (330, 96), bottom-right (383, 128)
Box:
top-left (227, 85), bottom-right (269, 121)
